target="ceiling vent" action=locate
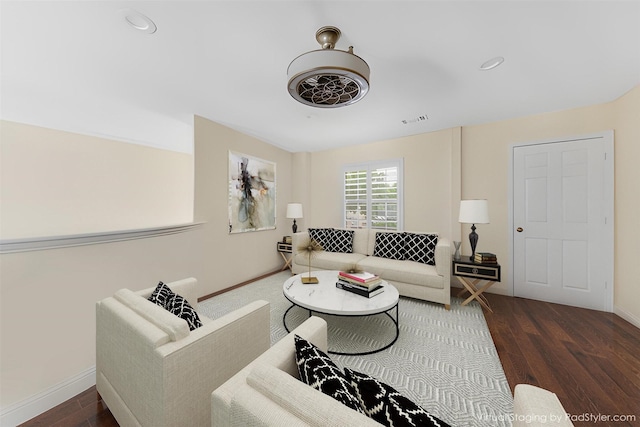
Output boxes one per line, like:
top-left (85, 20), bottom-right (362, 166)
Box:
top-left (287, 26), bottom-right (370, 108)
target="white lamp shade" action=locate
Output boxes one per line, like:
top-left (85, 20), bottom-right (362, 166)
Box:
top-left (458, 200), bottom-right (489, 224)
top-left (286, 203), bottom-right (303, 219)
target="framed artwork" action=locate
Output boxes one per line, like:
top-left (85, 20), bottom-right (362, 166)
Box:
top-left (228, 151), bottom-right (276, 233)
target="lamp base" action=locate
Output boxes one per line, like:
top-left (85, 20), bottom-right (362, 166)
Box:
top-left (301, 276), bottom-right (319, 284)
top-left (292, 219), bottom-right (298, 233)
top-left (469, 223), bottom-right (478, 261)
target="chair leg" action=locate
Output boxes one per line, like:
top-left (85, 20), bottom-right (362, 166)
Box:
top-left (445, 304), bottom-right (450, 310)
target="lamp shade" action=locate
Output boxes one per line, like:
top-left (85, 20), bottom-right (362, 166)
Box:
top-left (458, 200), bottom-right (489, 224)
top-left (286, 203), bottom-right (303, 219)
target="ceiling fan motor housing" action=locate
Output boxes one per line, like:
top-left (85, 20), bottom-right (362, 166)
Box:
top-left (287, 26), bottom-right (370, 108)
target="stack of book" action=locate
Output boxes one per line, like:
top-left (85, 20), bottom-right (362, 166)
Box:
top-left (474, 252), bottom-right (497, 264)
top-left (336, 271), bottom-right (384, 298)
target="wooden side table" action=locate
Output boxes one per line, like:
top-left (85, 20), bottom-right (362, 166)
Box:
top-left (277, 242), bottom-right (293, 271)
top-left (452, 258), bottom-right (501, 312)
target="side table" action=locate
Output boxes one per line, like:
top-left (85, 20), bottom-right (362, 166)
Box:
top-left (277, 242), bottom-right (293, 271)
top-left (452, 258), bottom-right (501, 312)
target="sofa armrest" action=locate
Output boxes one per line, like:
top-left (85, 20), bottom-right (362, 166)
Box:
top-left (513, 384), bottom-right (573, 427)
top-left (157, 300), bottom-right (271, 427)
top-left (291, 231), bottom-right (309, 256)
top-left (434, 237), bottom-right (451, 278)
top-left (212, 316), bottom-right (327, 427)
top-left (246, 363), bottom-right (380, 426)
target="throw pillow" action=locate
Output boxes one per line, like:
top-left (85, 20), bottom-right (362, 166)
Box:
top-left (148, 282), bottom-right (202, 331)
top-left (323, 229), bottom-right (355, 253)
top-left (294, 335), bottom-right (363, 413)
top-left (148, 281), bottom-right (175, 307)
top-left (308, 227), bottom-right (332, 249)
top-left (373, 232), bottom-right (406, 260)
top-left (404, 233), bottom-right (438, 265)
top-left (345, 368), bottom-right (451, 427)
top-left (166, 293), bottom-right (202, 331)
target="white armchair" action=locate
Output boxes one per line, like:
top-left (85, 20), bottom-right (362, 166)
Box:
top-left (96, 277), bottom-right (270, 427)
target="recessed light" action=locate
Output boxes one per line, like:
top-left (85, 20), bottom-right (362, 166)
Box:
top-left (119, 9), bottom-right (157, 34)
top-left (479, 56), bottom-right (504, 71)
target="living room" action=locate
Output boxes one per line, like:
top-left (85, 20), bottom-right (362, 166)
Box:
top-left (1, 1), bottom-right (639, 426)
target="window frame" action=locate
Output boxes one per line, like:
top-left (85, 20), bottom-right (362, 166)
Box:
top-left (342, 158), bottom-right (404, 230)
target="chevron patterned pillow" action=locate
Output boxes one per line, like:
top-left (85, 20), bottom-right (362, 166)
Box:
top-left (148, 281), bottom-right (202, 331)
top-left (294, 335), bottom-right (363, 413)
top-left (148, 281), bottom-right (175, 308)
top-left (345, 368), bottom-right (451, 427)
top-left (166, 293), bottom-right (202, 331)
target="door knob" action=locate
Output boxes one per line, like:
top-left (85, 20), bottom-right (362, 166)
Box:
top-left (516, 227), bottom-right (523, 232)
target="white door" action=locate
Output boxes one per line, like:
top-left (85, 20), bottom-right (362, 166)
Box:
top-left (512, 132), bottom-right (613, 311)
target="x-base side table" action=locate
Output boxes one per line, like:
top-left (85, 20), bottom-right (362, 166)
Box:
top-left (277, 242), bottom-right (293, 271)
top-left (452, 258), bottom-right (501, 313)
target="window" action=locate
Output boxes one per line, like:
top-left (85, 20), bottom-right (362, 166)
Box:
top-left (343, 159), bottom-right (403, 230)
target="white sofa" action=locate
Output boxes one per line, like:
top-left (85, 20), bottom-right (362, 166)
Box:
top-left (292, 229), bottom-right (451, 309)
top-left (212, 316), bottom-right (574, 427)
top-left (96, 278), bottom-right (271, 427)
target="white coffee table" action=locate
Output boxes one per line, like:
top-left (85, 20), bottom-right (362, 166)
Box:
top-left (282, 270), bottom-right (400, 355)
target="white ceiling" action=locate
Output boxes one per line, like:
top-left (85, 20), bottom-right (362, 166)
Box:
top-left (2, 1), bottom-right (639, 154)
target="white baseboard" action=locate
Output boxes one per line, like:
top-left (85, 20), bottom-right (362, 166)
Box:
top-left (614, 305), bottom-right (640, 329)
top-left (0, 366), bottom-right (96, 427)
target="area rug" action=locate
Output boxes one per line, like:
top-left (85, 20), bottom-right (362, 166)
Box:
top-left (199, 271), bottom-right (513, 426)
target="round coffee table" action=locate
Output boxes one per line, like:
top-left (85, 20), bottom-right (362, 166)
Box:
top-left (283, 270), bottom-right (400, 355)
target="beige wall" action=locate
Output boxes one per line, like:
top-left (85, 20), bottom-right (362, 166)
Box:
top-left (193, 116), bottom-right (294, 289)
top-left (460, 100), bottom-right (616, 296)
top-left (0, 116), bottom-right (293, 410)
top-left (306, 127), bottom-right (461, 238)
top-left (612, 86), bottom-right (640, 324)
top-left (0, 121), bottom-right (194, 239)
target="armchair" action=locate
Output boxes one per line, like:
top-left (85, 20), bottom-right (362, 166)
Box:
top-left (96, 277), bottom-right (270, 427)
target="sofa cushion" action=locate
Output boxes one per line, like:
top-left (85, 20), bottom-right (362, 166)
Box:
top-left (294, 335), bottom-right (363, 413)
top-left (324, 229), bottom-right (355, 253)
top-left (356, 257), bottom-right (444, 289)
top-left (345, 368), bottom-right (451, 427)
top-left (295, 251), bottom-right (368, 272)
top-left (308, 228), bottom-right (332, 249)
top-left (404, 233), bottom-right (438, 265)
top-left (373, 232), bottom-right (406, 260)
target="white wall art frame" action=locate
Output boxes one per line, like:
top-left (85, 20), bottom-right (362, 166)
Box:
top-left (228, 151), bottom-right (276, 233)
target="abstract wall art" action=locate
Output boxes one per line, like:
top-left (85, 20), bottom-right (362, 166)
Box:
top-left (228, 151), bottom-right (276, 233)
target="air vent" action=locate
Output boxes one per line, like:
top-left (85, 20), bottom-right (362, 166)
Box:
top-left (401, 115), bottom-right (428, 125)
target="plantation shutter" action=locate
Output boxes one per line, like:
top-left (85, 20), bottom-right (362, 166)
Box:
top-left (343, 160), bottom-right (403, 230)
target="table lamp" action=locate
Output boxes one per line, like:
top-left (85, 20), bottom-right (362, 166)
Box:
top-left (458, 199), bottom-right (489, 261)
top-left (286, 203), bottom-right (303, 233)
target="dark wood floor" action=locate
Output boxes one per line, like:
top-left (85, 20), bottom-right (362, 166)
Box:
top-left (20, 290), bottom-right (640, 427)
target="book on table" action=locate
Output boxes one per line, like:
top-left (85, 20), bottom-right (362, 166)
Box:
top-left (338, 271), bottom-right (381, 287)
top-left (474, 252), bottom-right (497, 263)
top-left (336, 279), bottom-right (385, 298)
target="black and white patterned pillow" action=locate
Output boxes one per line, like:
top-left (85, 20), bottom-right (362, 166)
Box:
top-left (373, 232), bottom-right (406, 260)
top-left (166, 293), bottom-right (202, 331)
top-left (323, 229), bottom-right (354, 253)
top-left (148, 282), bottom-right (202, 331)
top-left (294, 335), bottom-right (363, 413)
top-left (308, 228), bottom-right (332, 249)
top-left (148, 281), bottom-right (175, 307)
top-left (404, 233), bottom-right (438, 265)
top-left (345, 368), bottom-right (451, 427)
